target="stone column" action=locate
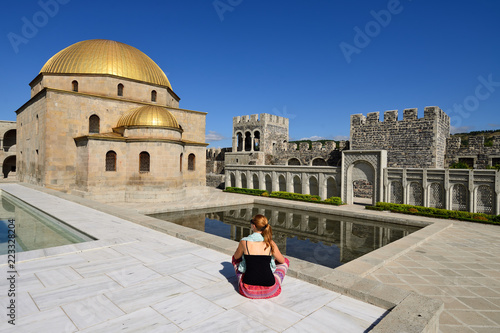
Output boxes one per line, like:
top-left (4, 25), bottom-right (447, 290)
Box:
top-left (319, 173), bottom-right (326, 200)
top-left (235, 170), bottom-right (241, 188)
top-left (302, 172), bottom-right (308, 194)
top-left (422, 169), bottom-right (428, 207)
top-left (469, 170), bottom-right (474, 213)
top-left (444, 169), bottom-right (450, 210)
top-left (402, 168), bottom-right (407, 204)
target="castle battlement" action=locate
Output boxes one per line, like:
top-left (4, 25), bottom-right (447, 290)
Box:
top-left (446, 136), bottom-right (500, 149)
top-left (351, 106), bottom-right (448, 126)
top-left (281, 141), bottom-right (339, 152)
top-left (233, 113), bottom-right (289, 127)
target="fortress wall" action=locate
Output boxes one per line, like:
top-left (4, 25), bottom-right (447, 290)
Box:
top-left (445, 135), bottom-right (500, 168)
top-left (350, 107), bottom-right (450, 168)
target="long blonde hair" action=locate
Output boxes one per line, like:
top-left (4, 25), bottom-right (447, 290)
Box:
top-left (251, 214), bottom-right (273, 251)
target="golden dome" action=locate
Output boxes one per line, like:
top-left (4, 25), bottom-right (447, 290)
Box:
top-left (40, 39), bottom-right (171, 88)
top-left (116, 105), bottom-right (180, 129)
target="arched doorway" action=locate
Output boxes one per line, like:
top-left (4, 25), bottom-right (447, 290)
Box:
top-left (3, 156), bottom-right (16, 178)
top-left (348, 161), bottom-right (375, 205)
top-left (3, 130), bottom-right (16, 152)
top-left (309, 176), bottom-right (319, 196)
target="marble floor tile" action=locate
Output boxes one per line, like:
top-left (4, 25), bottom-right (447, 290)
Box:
top-left (0, 307), bottom-right (76, 333)
top-left (78, 247), bottom-right (125, 262)
top-left (72, 255), bottom-right (141, 278)
top-left (284, 306), bottom-right (374, 333)
top-left (190, 247), bottom-right (230, 262)
top-left (194, 279), bottom-right (248, 309)
top-left (78, 307), bottom-right (179, 333)
top-left (106, 264), bottom-right (162, 287)
top-left (15, 253), bottom-right (87, 276)
top-left (326, 295), bottom-right (388, 324)
top-left (30, 275), bottom-right (122, 311)
top-left (105, 276), bottom-right (192, 313)
top-left (195, 260), bottom-right (236, 281)
top-left (271, 278), bottom-right (341, 316)
top-left (181, 308), bottom-right (273, 333)
top-left (35, 266), bottom-right (83, 287)
top-left (153, 291), bottom-right (225, 329)
top-left (111, 242), bottom-right (170, 263)
top-left (0, 291), bottom-right (39, 319)
top-left (233, 299), bottom-right (304, 332)
top-left (170, 268), bottom-right (222, 289)
top-left (146, 253), bottom-right (207, 276)
top-left (62, 294), bottom-right (125, 330)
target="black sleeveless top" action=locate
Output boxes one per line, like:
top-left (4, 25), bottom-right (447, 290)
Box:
top-left (242, 241), bottom-right (275, 286)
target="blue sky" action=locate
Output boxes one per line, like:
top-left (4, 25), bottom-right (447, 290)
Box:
top-left (1, 0), bottom-right (499, 148)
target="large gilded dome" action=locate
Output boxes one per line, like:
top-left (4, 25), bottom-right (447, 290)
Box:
top-left (40, 39), bottom-right (171, 88)
top-left (116, 105), bottom-right (180, 129)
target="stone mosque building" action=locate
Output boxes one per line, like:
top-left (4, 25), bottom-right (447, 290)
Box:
top-left (14, 39), bottom-right (207, 202)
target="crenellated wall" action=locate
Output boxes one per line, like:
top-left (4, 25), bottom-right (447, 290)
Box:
top-left (350, 106), bottom-right (450, 168)
top-left (271, 140), bottom-right (348, 166)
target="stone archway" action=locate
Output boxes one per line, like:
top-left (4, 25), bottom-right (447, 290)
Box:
top-left (2, 155), bottom-right (16, 178)
top-left (349, 161), bottom-right (375, 205)
top-left (342, 150), bottom-right (387, 205)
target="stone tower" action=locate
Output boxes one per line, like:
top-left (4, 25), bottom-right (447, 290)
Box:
top-left (226, 113), bottom-right (289, 165)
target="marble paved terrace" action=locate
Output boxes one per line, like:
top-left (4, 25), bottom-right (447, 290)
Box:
top-left (0, 184), bottom-right (388, 332)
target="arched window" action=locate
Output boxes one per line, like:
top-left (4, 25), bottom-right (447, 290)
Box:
top-left (105, 151), bottom-right (117, 171)
top-left (89, 115), bottom-right (100, 134)
top-left (151, 90), bottom-right (157, 102)
top-left (117, 83), bottom-right (124, 96)
top-left (72, 80), bottom-right (78, 92)
top-left (188, 153), bottom-right (195, 171)
top-left (288, 158), bottom-right (301, 166)
top-left (139, 152), bottom-right (150, 172)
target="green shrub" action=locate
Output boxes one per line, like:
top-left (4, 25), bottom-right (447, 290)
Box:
top-left (224, 187), bottom-right (266, 196)
top-left (324, 197), bottom-right (343, 205)
top-left (269, 191), bottom-right (321, 202)
top-left (261, 191), bottom-right (269, 197)
top-left (370, 202), bottom-right (499, 225)
top-left (450, 162), bottom-right (471, 169)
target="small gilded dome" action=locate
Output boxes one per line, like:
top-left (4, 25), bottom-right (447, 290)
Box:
top-left (40, 39), bottom-right (171, 88)
top-left (116, 105), bottom-right (180, 129)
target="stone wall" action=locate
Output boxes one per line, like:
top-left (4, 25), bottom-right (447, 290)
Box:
top-left (385, 168), bottom-right (499, 214)
top-left (350, 107), bottom-right (450, 168)
top-left (445, 136), bottom-right (500, 168)
top-left (271, 140), bottom-right (348, 166)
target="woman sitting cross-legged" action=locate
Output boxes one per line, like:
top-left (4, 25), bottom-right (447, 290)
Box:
top-left (232, 214), bottom-right (290, 299)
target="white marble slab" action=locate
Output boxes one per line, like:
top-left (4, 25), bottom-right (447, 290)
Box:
top-left (152, 291), bottom-right (225, 329)
top-left (181, 308), bottom-right (273, 333)
top-left (0, 291), bottom-right (39, 319)
top-left (62, 294), bottom-right (125, 330)
top-left (326, 295), bottom-right (388, 324)
top-left (35, 266), bottom-right (83, 287)
top-left (271, 277), bottom-right (341, 316)
top-left (283, 305), bottom-right (374, 333)
top-left (106, 264), bottom-right (162, 287)
top-left (78, 306), bottom-right (179, 333)
top-left (233, 299), bottom-right (304, 332)
top-left (78, 247), bottom-right (124, 262)
top-left (146, 253), bottom-right (207, 276)
top-left (0, 307), bottom-right (76, 333)
top-left (0, 272), bottom-right (46, 293)
top-left (170, 268), bottom-right (222, 289)
top-left (194, 280), bottom-right (248, 309)
top-left (15, 253), bottom-right (87, 276)
top-left (195, 260), bottom-right (236, 280)
top-left (105, 276), bottom-right (192, 313)
top-left (72, 255), bottom-right (141, 278)
top-left (30, 275), bottom-right (122, 311)
top-left (111, 242), bottom-right (170, 263)
top-left (190, 247), bottom-right (230, 262)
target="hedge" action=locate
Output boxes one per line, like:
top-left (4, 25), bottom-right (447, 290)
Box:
top-left (224, 187), bottom-right (266, 196)
top-left (367, 202), bottom-right (500, 225)
top-left (223, 187), bottom-right (344, 206)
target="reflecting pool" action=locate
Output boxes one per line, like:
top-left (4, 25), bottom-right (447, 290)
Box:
top-left (0, 192), bottom-right (95, 255)
top-left (150, 204), bottom-right (421, 269)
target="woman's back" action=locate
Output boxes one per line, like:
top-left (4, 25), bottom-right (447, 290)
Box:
top-left (242, 240), bottom-right (275, 286)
